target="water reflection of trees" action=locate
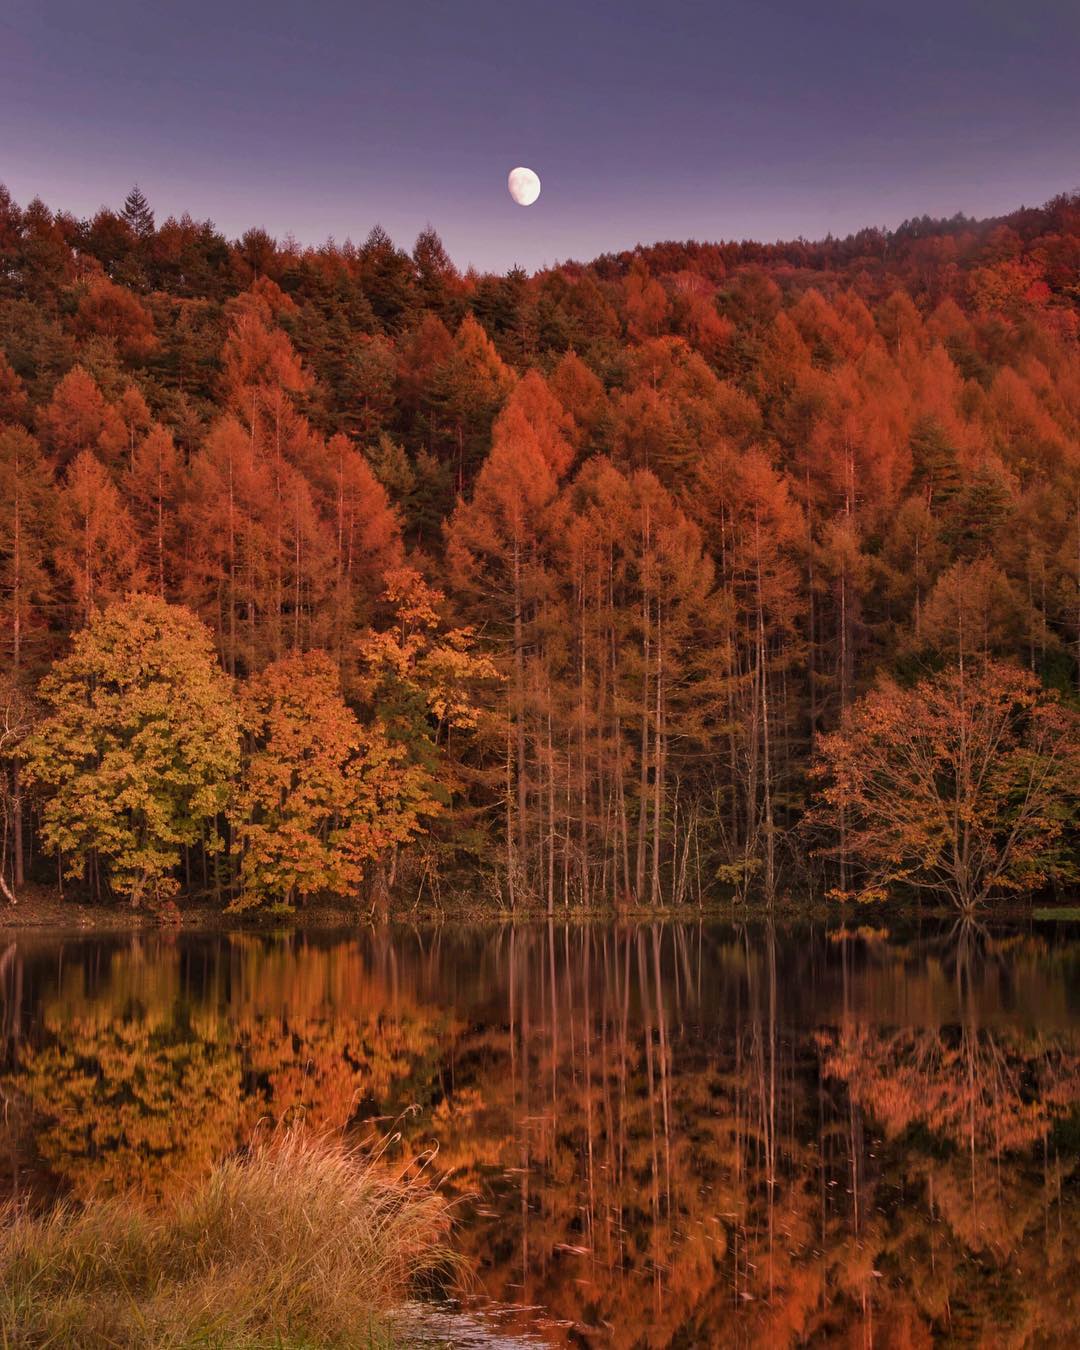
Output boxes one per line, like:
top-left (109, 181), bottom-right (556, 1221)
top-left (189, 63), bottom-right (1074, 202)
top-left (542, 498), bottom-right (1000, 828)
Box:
top-left (1, 936), bottom-right (452, 1201)
top-left (2, 922), bottom-right (1079, 1344)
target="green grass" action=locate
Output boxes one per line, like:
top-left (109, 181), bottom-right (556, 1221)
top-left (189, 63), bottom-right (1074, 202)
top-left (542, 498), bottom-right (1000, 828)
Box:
top-left (0, 1126), bottom-right (459, 1348)
top-left (1033, 906), bottom-right (1080, 921)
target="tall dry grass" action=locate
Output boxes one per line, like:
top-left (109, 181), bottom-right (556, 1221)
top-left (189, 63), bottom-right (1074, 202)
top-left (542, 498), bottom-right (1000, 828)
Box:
top-left (0, 1126), bottom-right (459, 1348)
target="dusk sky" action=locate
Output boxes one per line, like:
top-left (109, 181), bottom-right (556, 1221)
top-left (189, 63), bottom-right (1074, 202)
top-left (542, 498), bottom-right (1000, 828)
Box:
top-left (2, 0), bottom-right (1078, 273)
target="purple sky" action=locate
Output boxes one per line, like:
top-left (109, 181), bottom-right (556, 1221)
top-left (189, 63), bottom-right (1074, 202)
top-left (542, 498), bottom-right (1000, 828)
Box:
top-left (2, 0), bottom-right (1078, 273)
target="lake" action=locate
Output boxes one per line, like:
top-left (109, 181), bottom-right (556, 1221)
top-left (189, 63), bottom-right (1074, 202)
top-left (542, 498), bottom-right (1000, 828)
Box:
top-left (2, 918), bottom-right (1079, 1346)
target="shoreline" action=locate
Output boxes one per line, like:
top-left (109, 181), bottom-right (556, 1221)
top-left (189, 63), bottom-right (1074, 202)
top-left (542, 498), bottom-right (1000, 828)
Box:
top-left (0, 882), bottom-right (1073, 935)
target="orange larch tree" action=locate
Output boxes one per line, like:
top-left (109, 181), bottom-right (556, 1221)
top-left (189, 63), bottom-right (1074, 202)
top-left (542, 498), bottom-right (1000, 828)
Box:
top-left (55, 450), bottom-right (145, 626)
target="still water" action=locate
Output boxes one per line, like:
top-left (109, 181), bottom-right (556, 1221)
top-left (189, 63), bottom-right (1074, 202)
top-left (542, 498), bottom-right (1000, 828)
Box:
top-left (2, 919), bottom-right (1079, 1346)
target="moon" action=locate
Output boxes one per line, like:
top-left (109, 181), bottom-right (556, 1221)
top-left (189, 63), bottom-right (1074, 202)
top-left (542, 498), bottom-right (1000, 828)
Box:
top-left (508, 166), bottom-right (541, 206)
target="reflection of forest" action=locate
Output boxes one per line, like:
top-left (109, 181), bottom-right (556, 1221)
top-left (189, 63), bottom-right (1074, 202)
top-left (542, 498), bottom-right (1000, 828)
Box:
top-left (2, 923), bottom-right (1079, 1346)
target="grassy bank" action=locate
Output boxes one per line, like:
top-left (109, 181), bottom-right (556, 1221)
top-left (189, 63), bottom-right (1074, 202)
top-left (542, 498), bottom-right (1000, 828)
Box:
top-left (0, 1128), bottom-right (458, 1348)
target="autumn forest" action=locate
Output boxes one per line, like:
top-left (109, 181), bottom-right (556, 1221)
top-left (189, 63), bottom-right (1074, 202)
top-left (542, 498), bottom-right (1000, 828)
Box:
top-left (2, 184), bottom-right (1080, 914)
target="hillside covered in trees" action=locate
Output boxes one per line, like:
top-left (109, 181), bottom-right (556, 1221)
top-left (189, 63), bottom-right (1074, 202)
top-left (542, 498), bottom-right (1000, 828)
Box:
top-left (1, 184), bottom-right (1079, 912)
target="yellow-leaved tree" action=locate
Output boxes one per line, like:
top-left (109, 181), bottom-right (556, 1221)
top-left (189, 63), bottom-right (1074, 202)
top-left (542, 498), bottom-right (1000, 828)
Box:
top-left (356, 567), bottom-right (497, 738)
top-left (21, 595), bottom-right (240, 906)
top-left (355, 567), bottom-right (499, 881)
top-left (230, 650), bottom-right (437, 909)
top-left (231, 572), bottom-right (495, 910)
